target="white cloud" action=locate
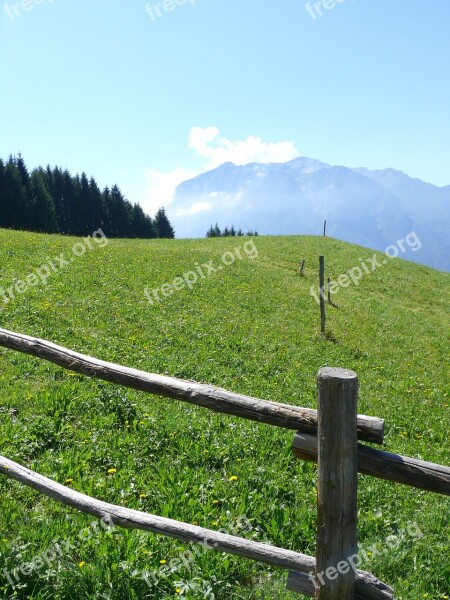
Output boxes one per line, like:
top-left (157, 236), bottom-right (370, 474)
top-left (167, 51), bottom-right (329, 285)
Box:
top-left (143, 126), bottom-right (299, 211)
top-left (142, 166), bottom-right (197, 214)
top-left (189, 126), bottom-right (299, 169)
top-left (175, 201), bottom-right (213, 217)
top-left (187, 126), bottom-right (220, 159)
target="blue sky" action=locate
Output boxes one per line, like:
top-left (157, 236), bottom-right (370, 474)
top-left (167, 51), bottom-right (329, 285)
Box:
top-left (1, 0), bottom-right (449, 215)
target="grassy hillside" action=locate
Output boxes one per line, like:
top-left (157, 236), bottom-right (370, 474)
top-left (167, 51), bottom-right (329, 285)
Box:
top-left (0, 229), bottom-right (448, 600)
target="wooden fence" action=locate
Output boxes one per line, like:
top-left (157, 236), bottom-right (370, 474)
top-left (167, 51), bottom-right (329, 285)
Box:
top-left (0, 328), bottom-right (449, 599)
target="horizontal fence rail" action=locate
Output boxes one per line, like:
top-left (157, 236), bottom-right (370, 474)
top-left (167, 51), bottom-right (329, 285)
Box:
top-left (0, 328), bottom-right (384, 443)
top-left (293, 434), bottom-right (450, 496)
top-left (0, 456), bottom-right (394, 600)
top-left (286, 571), bottom-right (393, 600)
top-left (3, 328), bottom-right (445, 597)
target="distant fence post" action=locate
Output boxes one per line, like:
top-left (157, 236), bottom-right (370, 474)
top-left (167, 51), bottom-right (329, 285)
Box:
top-left (323, 220), bottom-right (327, 237)
top-left (315, 367), bottom-right (358, 599)
top-left (319, 256), bottom-right (325, 334)
top-left (300, 259), bottom-right (306, 276)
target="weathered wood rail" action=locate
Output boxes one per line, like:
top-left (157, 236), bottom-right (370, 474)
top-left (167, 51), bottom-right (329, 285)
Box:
top-left (0, 455), bottom-right (393, 599)
top-left (0, 328), bottom-right (384, 443)
top-left (0, 328), bottom-right (448, 598)
top-left (293, 433), bottom-right (450, 496)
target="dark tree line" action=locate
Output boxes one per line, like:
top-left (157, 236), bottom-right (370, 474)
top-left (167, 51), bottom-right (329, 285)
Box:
top-left (206, 223), bottom-right (258, 237)
top-left (0, 155), bottom-right (175, 239)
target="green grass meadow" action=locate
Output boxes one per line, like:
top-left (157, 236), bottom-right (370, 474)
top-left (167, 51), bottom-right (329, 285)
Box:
top-left (0, 229), bottom-right (449, 599)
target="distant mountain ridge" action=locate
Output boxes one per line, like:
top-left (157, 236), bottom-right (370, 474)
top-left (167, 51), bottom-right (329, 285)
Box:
top-left (169, 157), bottom-right (449, 271)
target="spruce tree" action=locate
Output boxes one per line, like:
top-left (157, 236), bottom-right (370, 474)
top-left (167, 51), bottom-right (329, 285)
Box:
top-left (1, 158), bottom-right (28, 229)
top-left (16, 154), bottom-right (30, 189)
top-left (46, 166), bottom-right (67, 233)
top-left (0, 158), bottom-right (6, 227)
top-left (79, 172), bottom-right (94, 234)
top-left (154, 207), bottom-right (175, 238)
top-left (61, 170), bottom-right (77, 235)
top-left (109, 185), bottom-right (130, 237)
top-left (28, 169), bottom-right (58, 233)
top-left (101, 187), bottom-right (112, 235)
top-left (89, 177), bottom-right (106, 232)
top-left (131, 204), bottom-right (145, 238)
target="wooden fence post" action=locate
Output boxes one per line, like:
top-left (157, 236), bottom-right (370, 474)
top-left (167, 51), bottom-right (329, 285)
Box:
top-left (300, 259), bottom-right (306, 276)
top-left (315, 367), bottom-right (358, 599)
top-left (319, 256), bottom-right (325, 334)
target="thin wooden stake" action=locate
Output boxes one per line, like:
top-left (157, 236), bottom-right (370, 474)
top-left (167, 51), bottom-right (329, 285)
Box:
top-left (319, 256), bottom-right (325, 334)
top-left (300, 259), bottom-right (306, 276)
top-left (315, 367), bottom-right (358, 599)
top-left (323, 220), bottom-right (327, 236)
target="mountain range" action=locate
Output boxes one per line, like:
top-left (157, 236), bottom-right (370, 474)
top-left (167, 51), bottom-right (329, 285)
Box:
top-left (168, 157), bottom-right (449, 271)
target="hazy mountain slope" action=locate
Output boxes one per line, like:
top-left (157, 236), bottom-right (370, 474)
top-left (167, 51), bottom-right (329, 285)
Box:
top-left (169, 158), bottom-right (449, 270)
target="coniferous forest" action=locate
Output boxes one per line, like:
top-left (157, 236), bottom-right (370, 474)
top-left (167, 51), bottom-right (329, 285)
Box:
top-left (206, 223), bottom-right (258, 237)
top-left (0, 155), bottom-right (175, 239)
